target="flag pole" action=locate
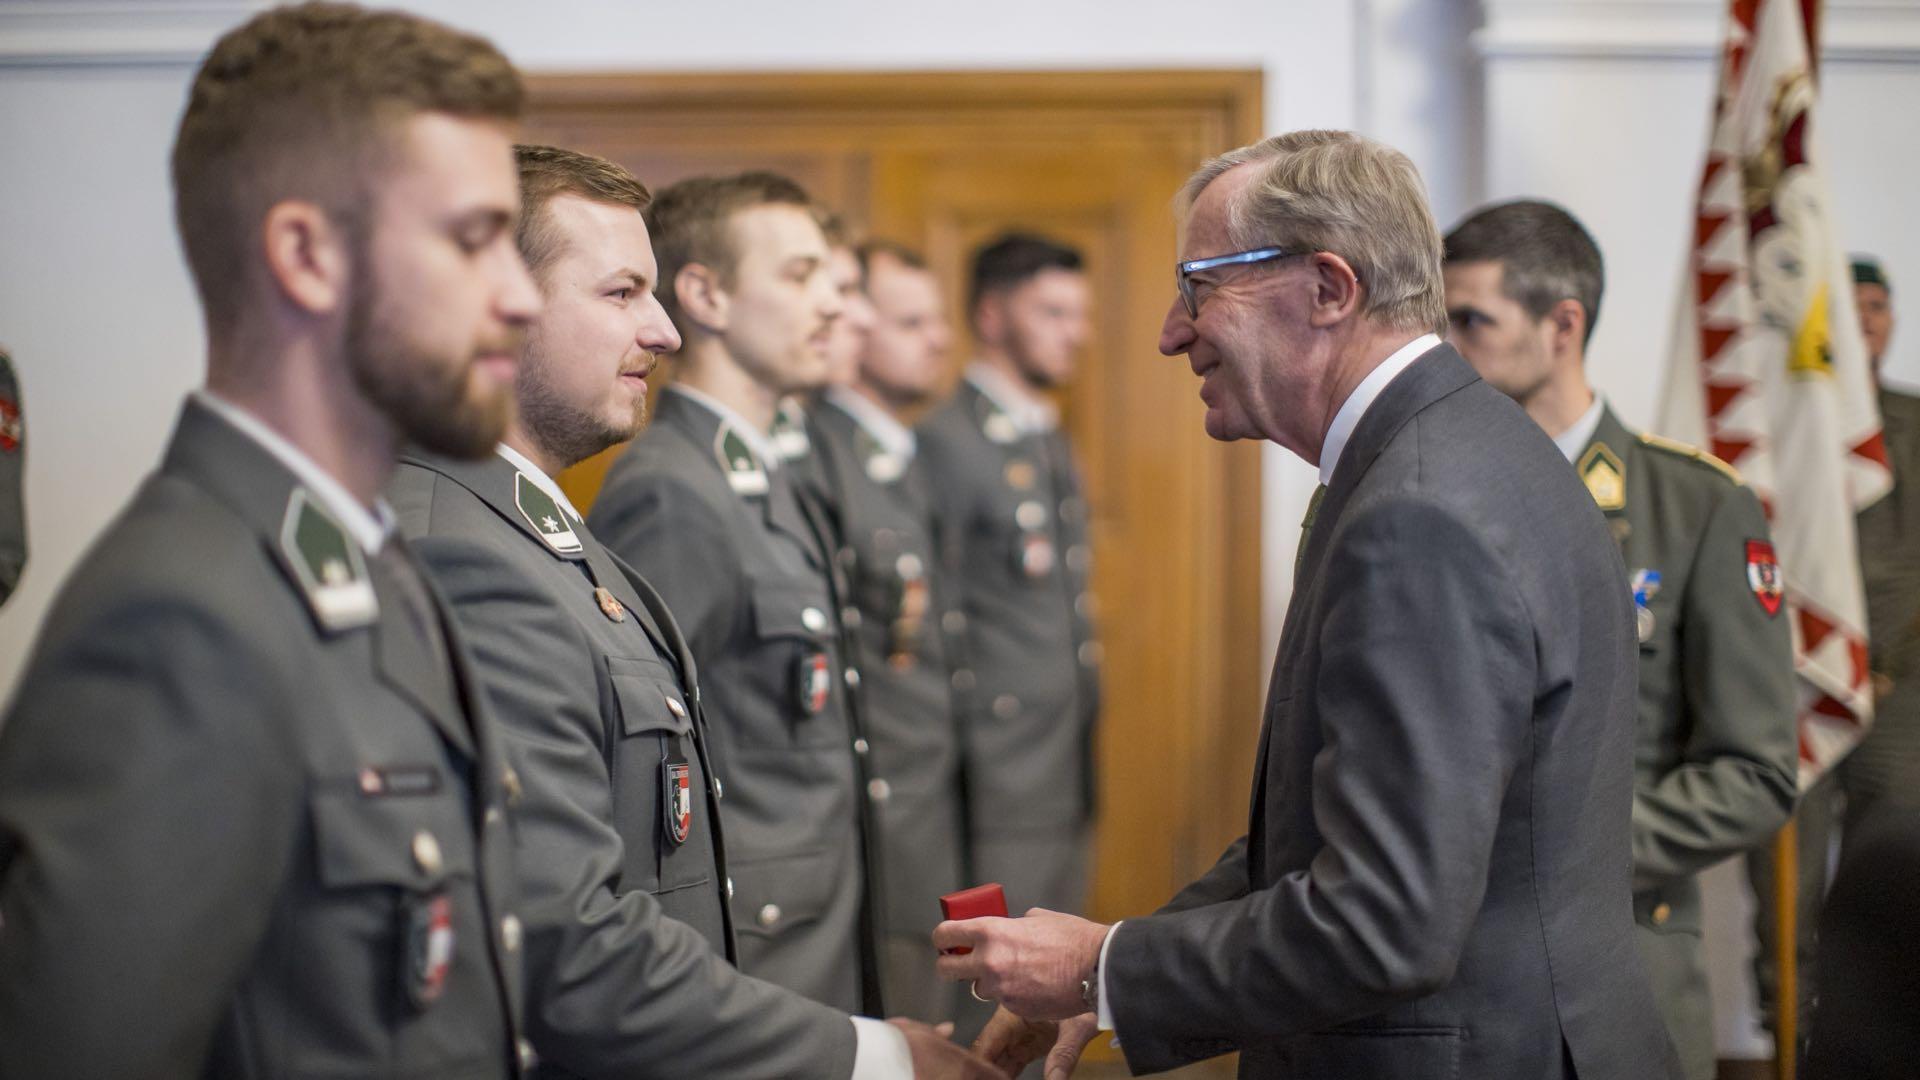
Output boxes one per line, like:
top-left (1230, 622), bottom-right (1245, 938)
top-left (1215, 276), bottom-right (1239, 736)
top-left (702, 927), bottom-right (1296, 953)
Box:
top-left (1773, 818), bottom-right (1798, 1080)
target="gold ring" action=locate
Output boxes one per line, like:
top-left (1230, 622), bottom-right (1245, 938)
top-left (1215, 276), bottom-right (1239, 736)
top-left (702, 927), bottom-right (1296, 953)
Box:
top-left (970, 981), bottom-right (990, 1004)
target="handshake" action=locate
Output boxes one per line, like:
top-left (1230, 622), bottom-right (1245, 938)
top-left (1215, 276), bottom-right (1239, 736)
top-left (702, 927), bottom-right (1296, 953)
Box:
top-left (901, 885), bottom-right (1114, 1079)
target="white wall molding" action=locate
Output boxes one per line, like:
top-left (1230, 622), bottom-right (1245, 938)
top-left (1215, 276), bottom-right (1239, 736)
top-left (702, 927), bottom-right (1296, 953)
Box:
top-left (1476, 0), bottom-right (1920, 63)
top-left (0, 1), bottom-right (257, 67)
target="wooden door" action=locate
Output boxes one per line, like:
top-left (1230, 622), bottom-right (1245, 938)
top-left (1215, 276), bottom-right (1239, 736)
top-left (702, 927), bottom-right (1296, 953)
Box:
top-left (524, 69), bottom-right (1265, 950)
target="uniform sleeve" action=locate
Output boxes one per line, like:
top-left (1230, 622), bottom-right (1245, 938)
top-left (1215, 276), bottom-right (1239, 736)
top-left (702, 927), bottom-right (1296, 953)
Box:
top-left (0, 596), bottom-right (304, 1077)
top-left (411, 531), bottom-right (858, 1080)
top-left (1105, 497), bottom-right (1535, 1073)
top-left (589, 473), bottom-right (741, 661)
top-left (1631, 482), bottom-right (1798, 888)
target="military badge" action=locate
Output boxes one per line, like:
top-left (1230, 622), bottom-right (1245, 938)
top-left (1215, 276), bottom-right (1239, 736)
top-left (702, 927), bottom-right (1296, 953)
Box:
top-left (1004, 460), bottom-right (1037, 490)
top-left (279, 488), bottom-right (377, 633)
top-left (513, 472), bottom-right (582, 555)
top-left (1746, 539), bottom-right (1784, 616)
top-left (401, 891), bottom-right (454, 1009)
top-left (1578, 444), bottom-right (1627, 511)
top-left (661, 751), bottom-right (693, 846)
top-left (1630, 568), bottom-right (1663, 643)
top-left (1017, 532), bottom-right (1056, 579)
top-left (771, 402), bottom-right (812, 462)
top-left (0, 393), bottom-right (20, 453)
top-left (593, 586), bottom-right (626, 623)
top-left (715, 424), bottom-right (769, 497)
top-left (983, 411), bottom-right (1020, 445)
top-left (794, 651), bottom-right (832, 715)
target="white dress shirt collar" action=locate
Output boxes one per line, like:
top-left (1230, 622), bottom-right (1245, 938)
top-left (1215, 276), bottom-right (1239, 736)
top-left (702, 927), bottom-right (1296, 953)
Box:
top-left (1317, 333), bottom-right (1441, 486)
top-left (825, 386), bottom-right (917, 460)
top-left (496, 442), bottom-right (583, 522)
top-left (1553, 394), bottom-right (1607, 463)
top-left (667, 383), bottom-right (784, 471)
top-left (193, 390), bottom-right (395, 553)
top-left (964, 361), bottom-right (1060, 434)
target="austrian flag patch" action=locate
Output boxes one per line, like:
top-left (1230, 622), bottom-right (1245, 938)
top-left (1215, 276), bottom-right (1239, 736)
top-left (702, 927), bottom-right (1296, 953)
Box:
top-left (1746, 539), bottom-right (1783, 617)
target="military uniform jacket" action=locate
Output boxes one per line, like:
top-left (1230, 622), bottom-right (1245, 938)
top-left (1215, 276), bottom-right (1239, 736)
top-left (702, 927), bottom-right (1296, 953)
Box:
top-left (1105, 348), bottom-right (1674, 1079)
top-left (808, 397), bottom-right (967, 938)
top-left (0, 399), bottom-right (528, 1078)
top-left (391, 451), bottom-right (859, 1079)
top-left (917, 379), bottom-right (1101, 833)
top-left (588, 388), bottom-right (884, 1017)
top-left (1849, 386), bottom-right (1920, 808)
top-left (1575, 407), bottom-right (1797, 916)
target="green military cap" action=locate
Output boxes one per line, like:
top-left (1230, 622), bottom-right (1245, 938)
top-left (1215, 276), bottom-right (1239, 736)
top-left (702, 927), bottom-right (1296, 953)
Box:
top-left (1853, 255), bottom-right (1891, 291)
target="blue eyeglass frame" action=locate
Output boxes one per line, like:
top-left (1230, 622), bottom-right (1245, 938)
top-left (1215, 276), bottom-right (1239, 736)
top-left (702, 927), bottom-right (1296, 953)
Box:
top-left (1176, 246), bottom-right (1297, 317)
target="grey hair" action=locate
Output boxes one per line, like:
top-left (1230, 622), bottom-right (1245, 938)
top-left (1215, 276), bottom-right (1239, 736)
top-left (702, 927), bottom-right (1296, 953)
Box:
top-left (1178, 130), bottom-right (1447, 336)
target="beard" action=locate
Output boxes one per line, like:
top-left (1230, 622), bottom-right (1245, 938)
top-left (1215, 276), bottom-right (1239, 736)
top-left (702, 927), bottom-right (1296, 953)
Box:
top-left (514, 345), bottom-right (648, 470)
top-left (342, 253), bottom-right (516, 460)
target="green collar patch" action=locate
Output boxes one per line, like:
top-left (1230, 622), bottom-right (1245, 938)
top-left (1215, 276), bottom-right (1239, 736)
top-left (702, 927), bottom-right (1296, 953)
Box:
top-left (771, 401), bottom-right (813, 462)
top-left (715, 423), bottom-right (769, 497)
top-left (279, 488), bottom-right (378, 633)
top-left (857, 427), bottom-right (905, 484)
top-left (513, 471), bottom-right (583, 555)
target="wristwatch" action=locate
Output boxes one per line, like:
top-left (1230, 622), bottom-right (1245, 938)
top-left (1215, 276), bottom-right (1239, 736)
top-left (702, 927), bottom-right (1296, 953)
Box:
top-left (1079, 972), bottom-right (1100, 1016)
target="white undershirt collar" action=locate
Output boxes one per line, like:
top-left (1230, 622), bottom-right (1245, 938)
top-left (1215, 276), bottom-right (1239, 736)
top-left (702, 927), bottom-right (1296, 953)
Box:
top-left (825, 386), bottom-right (917, 460)
top-left (496, 442), bottom-right (583, 522)
top-left (1317, 333), bottom-right (1441, 486)
top-left (1553, 394), bottom-right (1607, 463)
top-left (667, 383), bottom-right (784, 471)
top-left (194, 390), bottom-right (394, 554)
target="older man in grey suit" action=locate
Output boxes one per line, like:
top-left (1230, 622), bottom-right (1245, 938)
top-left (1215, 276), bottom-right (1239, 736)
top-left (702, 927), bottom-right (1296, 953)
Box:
top-left (935, 130), bottom-right (1676, 1080)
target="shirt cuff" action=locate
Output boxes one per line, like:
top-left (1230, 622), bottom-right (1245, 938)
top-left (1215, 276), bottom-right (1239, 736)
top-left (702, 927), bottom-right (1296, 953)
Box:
top-left (849, 1016), bottom-right (912, 1079)
top-left (1096, 919), bottom-right (1123, 1032)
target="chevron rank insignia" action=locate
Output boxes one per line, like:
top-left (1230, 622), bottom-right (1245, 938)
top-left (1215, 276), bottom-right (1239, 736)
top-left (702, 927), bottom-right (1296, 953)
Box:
top-left (1578, 443), bottom-right (1626, 511)
top-left (279, 488), bottom-right (377, 633)
top-left (716, 424), bottom-right (769, 497)
top-left (513, 471), bottom-right (582, 555)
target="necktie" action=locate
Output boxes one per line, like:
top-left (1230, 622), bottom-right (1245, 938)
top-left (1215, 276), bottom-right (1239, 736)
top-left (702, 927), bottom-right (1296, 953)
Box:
top-left (1294, 483), bottom-right (1329, 579)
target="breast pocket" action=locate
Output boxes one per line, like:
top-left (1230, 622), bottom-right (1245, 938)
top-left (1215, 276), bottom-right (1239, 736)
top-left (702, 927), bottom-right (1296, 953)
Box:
top-left (607, 656), bottom-right (710, 897)
top-left (745, 576), bottom-right (840, 743)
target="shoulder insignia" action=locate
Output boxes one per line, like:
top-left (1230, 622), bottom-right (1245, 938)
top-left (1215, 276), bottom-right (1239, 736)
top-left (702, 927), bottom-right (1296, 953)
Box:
top-left (771, 401), bottom-right (812, 462)
top-left (714, 423), bottom-right (769, 497)
top-left (279, 488), bottom-right (377, 633)
top-left (1638, 431), bottom-right (1744, 484)
top-left (1578, 443), bottom-right (1627, 511)
top-left (513, 471), bottom-right (583, 556)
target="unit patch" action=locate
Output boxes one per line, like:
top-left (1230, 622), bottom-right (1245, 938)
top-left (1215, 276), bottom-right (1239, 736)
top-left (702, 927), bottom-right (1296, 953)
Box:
top-left (1746, 539), bottom-right (1784, 617)
top-left (279, 488), bottom-right (377, 633)
top-left (402, 892), bottom-right (454, 1010)
top-left (513, 472), bottom-right (582, 555)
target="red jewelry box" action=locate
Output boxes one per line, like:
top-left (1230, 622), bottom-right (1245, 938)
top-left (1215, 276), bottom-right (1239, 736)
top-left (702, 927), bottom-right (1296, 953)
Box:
top-left (938, 883), bottom-right (1008, 955)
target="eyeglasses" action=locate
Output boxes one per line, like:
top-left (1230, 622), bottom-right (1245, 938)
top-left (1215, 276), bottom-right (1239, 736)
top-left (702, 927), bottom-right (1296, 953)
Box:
top-left (1175, 246), bottom-right (1299, 318)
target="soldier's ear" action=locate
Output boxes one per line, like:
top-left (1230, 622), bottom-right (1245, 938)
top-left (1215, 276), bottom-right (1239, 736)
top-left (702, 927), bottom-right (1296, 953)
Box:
top-left (674, 263), bottom-right (728, 335)
top-left (260, 199), bottom-right (350, 318)
top-left (1547, 297), bottom-right (1587, 356)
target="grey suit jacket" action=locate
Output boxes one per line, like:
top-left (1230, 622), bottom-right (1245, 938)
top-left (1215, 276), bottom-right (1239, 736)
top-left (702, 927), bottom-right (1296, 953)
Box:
top-left (809, 399), bottom-right (968, 937)
top-left (917, 380), bottom-right (1100, 834)
top-left (391, 451), bottom-right (859, 1079)
top-left (1105, 346), bottom-right (1675, 1079)
top-left (0, 399), bottom-right (528, 1078)
top-left (589, 388), bottom-right (885, 1016)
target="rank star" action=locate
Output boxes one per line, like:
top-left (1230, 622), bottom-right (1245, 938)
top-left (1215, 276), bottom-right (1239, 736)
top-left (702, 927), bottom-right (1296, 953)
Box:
top-left (320, 558), bottom-right (350, 586)
top-left (541, 515), bottom-right (560, 533)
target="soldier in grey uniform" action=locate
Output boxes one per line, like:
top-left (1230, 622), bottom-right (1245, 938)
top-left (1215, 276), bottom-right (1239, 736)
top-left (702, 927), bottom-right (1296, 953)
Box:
top-left (1443, 199), bottom-right (1799, 1080)
top-left (0, 346), bottom-right (24, 605)
top-left (394, 146), bottom-right (988, 1079)
top-left (918, 233), bottom-right (1101, 920)
top-left (589, 172), bottom-right (888, 1018)
top-left (806, 241), bottom-right (969, 1023)
top-left (0, 7), bottom-right (543, 1074)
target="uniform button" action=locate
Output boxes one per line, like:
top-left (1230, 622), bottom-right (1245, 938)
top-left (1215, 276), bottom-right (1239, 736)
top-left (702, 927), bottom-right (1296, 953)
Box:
top-left (853, 738), bottom-right (870, 755)
top-left (517, 1039), bottom-right (539, 1070)
top-left (1066, 545), bottom-right (1091, 572)
top-left (993, 694), bottom-right (1020, 719)
top-left (727, 877), bottom-right (736, 899)
top-left (942, 610), bottom-right (967, 634)
top-left (802, 607), bottom-right (828, 632)
top-left (501, 914), bottom-right (523, 953)
top-left (1079, 641), bottom-right (1104, 667)
top-left (412, 830), bottom-right (443, 876)
top-left (758, 903), bottom-right (782, 928)
top-left (714, 776), bottom-right (725, 800)
top-left (501, 765), bottom-right (523, 806)
top-left (1652, 903), bottom-right (1671, 926)
top-left (845, 667), bottom-right (862, 689)
top-left (842, 607), bottom-right (863, 630)
top-left (896, 552), bottom-right (924, 579)
top-left (1075, 593), bottom-right (1096, 618)
top-left (952, 669), bottom-right (976, 692)
top-left (665, 696), bottom-right (687, 719)
top-left (868, 778), bottom-right (892, 802)
top-left (1015, 500), bottom-right (1048, 530)
top-left (484, 806), bottom-right (503, 826)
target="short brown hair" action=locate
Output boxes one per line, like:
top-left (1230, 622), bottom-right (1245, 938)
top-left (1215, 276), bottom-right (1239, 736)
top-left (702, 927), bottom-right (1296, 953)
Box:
top-left (857, 239), bottom-right (928, 275)
top-left (645, 171), bottom-right (813, 329)
top-left (1180, 130), bottom-right (1446, 336)
top-left (172, 2), bottom-right (523, 333)
top-left (514, 145), bottom-right (652, 282)
top-left (1444, 200), bottom-right (1605, 347)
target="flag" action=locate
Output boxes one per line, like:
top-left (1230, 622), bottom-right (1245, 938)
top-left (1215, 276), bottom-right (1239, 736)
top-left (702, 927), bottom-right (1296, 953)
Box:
top-left (1658, 0), bottom-right (1891, 788)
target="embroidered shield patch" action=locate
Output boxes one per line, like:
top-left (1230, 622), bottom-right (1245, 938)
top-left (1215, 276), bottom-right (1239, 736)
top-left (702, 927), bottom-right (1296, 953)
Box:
top-left (795, 652), bottom-right (832, 715)
top-left (1746, 539), bottom-right (1783, 617)
top-left (662, 758), bottom-right (693, 846)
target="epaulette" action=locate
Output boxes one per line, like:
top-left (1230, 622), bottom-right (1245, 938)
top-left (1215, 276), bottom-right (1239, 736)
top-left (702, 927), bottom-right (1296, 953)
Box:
top-left (1638, 431), bottom-right (1744, 485)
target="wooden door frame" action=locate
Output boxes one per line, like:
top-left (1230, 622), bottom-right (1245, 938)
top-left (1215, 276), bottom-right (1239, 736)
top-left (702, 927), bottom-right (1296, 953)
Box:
top-left (523, 68), bottom-right (1268, 922)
